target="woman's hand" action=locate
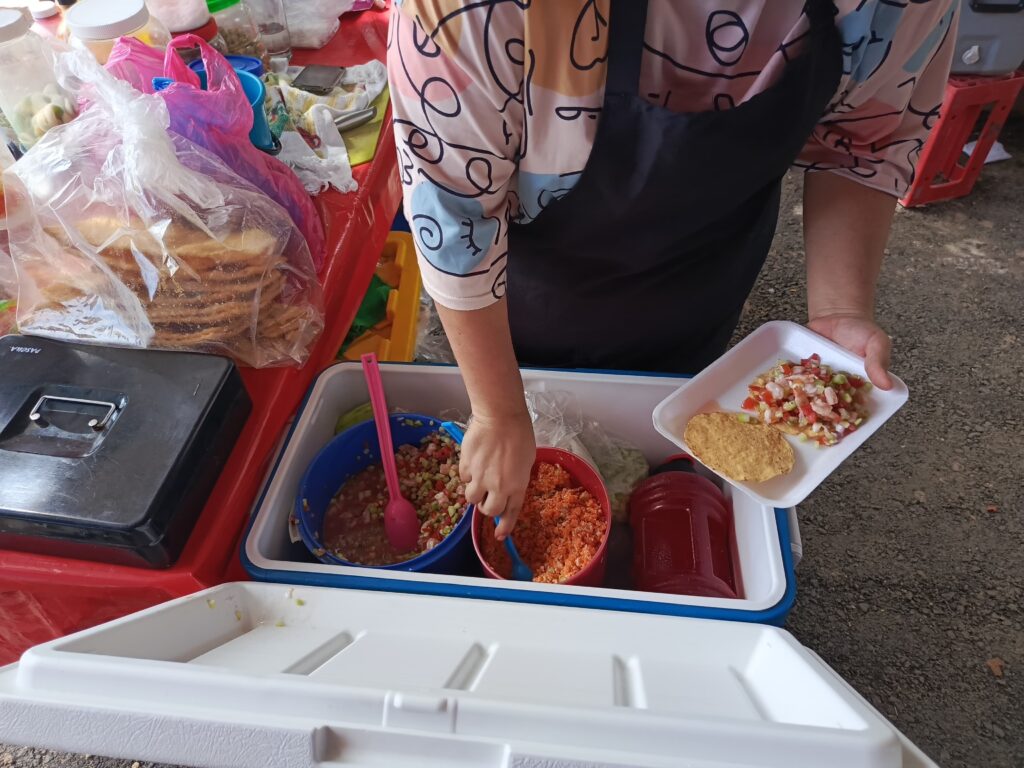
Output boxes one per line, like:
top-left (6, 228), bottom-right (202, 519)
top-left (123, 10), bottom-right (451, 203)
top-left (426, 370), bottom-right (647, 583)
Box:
top-left (461, 411), bottom-right (536, 540)
top-left (808, 312), bottom-right (893, 390)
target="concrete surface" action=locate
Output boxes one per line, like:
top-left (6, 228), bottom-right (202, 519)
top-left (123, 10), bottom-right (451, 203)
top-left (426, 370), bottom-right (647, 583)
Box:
top-left (2, 117), bottom-right (1021, 768)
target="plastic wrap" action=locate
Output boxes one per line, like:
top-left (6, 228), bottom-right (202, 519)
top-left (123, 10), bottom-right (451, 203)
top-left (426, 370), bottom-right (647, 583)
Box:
top-left (525, 391), bottom-right (648, 523)
top-left (162, 37), bottom-right (327, 268)
top-left (414, 294), bottom-right (455, 364)
top-left (283, 0), bottom-right (354, 50)
top-left (3, 50), bottom-right (324, 367)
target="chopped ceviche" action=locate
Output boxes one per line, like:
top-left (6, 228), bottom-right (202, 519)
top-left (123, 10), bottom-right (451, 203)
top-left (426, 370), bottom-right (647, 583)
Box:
top-left (740, 354), bottom-right (871, 446)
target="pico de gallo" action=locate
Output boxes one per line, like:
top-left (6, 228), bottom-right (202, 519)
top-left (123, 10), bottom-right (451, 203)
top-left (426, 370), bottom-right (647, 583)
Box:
top-left (321, 430), bottom-right (468, 565)
top-left (740, 354), bottom-right (871, 447)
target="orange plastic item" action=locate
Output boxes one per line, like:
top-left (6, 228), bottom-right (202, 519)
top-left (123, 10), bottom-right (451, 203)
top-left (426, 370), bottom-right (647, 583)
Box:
top-left (900, 71), bottom-right (1024, 208)
top-left (341, 232), bottom-right (422, 364)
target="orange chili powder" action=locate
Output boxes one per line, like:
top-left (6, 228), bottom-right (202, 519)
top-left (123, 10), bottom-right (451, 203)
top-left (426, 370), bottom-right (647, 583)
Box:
top-left (480, 462), bottom-right (607, 584)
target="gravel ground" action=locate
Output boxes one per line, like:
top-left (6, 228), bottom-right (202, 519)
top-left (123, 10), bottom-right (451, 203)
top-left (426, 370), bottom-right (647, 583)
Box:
top-left (3, 117), bottom-right (1021, 768)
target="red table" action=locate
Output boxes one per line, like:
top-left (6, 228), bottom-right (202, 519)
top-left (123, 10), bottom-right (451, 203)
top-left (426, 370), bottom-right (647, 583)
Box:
top-left (0, 6), bottom-right (401, 664)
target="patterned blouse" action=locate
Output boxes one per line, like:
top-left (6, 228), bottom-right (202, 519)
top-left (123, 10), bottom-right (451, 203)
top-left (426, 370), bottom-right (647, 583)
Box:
top-left (388, 0), bottom-right (958, 310)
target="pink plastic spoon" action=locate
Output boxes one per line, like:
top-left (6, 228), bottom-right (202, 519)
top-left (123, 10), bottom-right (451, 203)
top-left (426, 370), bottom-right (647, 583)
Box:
top-left (361, 353), bottom-right (420, 553)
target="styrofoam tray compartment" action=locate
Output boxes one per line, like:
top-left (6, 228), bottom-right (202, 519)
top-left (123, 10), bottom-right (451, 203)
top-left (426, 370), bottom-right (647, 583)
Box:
top-left (243, 364), bottom-right (797, 623)
top-left (0, 582), bottom-right (938, 768)
top-left (653, 321), bottom-right (909, 508)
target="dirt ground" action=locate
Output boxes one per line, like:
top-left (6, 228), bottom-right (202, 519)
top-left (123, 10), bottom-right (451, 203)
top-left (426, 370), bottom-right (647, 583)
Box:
top-left (2, 116), bottom-right (1022, 768)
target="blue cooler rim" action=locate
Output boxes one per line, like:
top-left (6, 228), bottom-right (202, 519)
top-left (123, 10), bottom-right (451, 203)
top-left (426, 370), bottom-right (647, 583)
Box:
top-left (240, 361), bottom-right (798, 627)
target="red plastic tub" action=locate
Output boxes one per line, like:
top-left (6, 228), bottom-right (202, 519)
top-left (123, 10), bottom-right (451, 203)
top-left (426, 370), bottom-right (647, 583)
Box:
top-left (629, 465), bottom-right (739, 599)
top-left (472, 447), bottom-right (611, 587)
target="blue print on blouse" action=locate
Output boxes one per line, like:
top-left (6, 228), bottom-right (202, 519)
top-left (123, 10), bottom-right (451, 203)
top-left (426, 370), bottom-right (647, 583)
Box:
top-left (515, 171), bottom-right (583, 224)
top-left (836, 0), bottom-right (905, 84)
top-left (411, 183), bottom-right (500, 276)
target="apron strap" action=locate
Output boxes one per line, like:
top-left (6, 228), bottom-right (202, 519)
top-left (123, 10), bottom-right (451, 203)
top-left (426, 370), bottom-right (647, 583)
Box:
top-left (606, 0), bottom-right (649, 95)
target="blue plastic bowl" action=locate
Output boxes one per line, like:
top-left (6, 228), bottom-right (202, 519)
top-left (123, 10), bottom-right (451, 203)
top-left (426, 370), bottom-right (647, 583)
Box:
top-left (296, 414), bottom-right (474, 573)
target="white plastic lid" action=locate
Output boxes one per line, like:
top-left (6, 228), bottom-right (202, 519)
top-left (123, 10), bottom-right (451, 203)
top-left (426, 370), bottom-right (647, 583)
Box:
top-left (66, 0), bottom-right (149, 40)
top-left (0, 8), bottom-right (32, 44)
top-left (30, 1), bottom-right (59, 21)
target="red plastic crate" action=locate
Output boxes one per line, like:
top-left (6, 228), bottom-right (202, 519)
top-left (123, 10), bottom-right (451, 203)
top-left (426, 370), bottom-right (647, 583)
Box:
top-left (900, 71), bottom-right (1024, 207)
top-left (0, 5), bottom-right (401, 665)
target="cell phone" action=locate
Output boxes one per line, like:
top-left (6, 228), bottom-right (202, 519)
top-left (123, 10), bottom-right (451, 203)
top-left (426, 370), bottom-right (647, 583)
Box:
top-left (291, 65), bottom-right (345, 95)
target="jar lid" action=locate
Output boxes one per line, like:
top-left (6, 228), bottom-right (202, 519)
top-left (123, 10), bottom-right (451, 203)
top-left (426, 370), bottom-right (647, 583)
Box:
top-left (206, 0), bottom-right (241, 14)
top-left (67, 0), bottom-right (150, 41)
top-left (30, 1), bottom-right (59, 21)
top-left (0, 8), bottom-right (32, 44)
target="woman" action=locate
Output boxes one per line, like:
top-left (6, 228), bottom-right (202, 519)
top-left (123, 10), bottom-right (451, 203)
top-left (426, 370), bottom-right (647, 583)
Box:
top-left (388, 0), bottom-right (956, 536)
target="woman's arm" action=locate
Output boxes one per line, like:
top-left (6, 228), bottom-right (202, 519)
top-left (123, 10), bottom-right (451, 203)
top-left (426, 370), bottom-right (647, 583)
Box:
top-left (803, 171), bottom-right (895, 389)
top-left (437, 301), bottom-right (535, 539)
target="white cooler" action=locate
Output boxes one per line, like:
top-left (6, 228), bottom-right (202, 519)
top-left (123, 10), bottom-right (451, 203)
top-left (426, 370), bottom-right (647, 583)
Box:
top-left (953, 0), bottom-right (1024, 75)
top-left (0, 364), bottom-right (942, 767)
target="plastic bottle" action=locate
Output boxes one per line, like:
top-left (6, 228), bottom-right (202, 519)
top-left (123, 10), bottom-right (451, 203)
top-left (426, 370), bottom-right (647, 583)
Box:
top-left (148, 0), bottom-right (227, 63)
top-left (206, 0), bottom-right (268, 69)
top-left (28, 1), bottom-right (61, 41)
top-left (55, 0), bottom-right (76, 42)
top-left (66, 0), bottom-right (171, 65)
top-left (244, 0), bottom-right (290, 62)
top-left (0, 8), bottom-right (76, 151)
top-left (628, 455), bottom-right (739, 598)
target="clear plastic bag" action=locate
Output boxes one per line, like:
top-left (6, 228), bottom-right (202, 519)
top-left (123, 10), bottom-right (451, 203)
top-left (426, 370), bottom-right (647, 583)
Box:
top-left (414, 293), bottom-right (455, 364)
top-left (525, 391), bottom-right (649, 523)
top-left (282, 0), bottom-right (354, 50)
top-left (3, 50), bottom-right (324, 367)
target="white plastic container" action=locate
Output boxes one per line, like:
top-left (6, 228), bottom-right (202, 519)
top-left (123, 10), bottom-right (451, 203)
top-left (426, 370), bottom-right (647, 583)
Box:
top-left (0, 581), bottom-right (941, 768)
top-left (953, 0), bottom-right (1024, 75)
top-left (0, 8), bottom-right (75, 150)
top-left (243, 364), bottom-right (799, 624)
top-left (66, 0), bottom-right (170, 64)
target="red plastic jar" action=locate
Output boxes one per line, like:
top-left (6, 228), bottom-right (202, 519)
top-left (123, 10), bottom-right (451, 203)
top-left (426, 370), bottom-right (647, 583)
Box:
top-left (629, 456), bottom-right (739, 599)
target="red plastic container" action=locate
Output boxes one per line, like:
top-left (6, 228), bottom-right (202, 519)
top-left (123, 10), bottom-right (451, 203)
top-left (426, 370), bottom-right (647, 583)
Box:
top-left (629, 461), bottom-right (738, 599)
top-left (472, 447), bottom-right (611, 587)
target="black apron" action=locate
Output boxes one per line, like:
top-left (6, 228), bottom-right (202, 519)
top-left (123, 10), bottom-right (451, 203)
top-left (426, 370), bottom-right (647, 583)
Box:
top-left (507, 0), bottom-right (842, 374)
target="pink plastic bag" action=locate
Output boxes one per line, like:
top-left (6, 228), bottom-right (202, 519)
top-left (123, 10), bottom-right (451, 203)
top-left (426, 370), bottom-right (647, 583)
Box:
top-left (104, 35), bottom-right (164, 94)
top-left (158, 35), bottom-right (326, 270)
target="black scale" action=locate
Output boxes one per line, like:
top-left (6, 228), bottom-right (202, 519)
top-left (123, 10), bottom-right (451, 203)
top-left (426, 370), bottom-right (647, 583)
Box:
top-left (0, 335), bottom-right (251, 568)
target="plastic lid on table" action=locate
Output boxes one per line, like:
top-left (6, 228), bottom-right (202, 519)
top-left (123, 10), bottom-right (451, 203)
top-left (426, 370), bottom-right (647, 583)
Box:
top-left (30, 1), bottom-right (59, 21)
top-left (0, 8), bottom-right (32, 44)
top-left (66, 0), bottom-right (149, 40)
top-left (206, 0), bottom-right (241, 14)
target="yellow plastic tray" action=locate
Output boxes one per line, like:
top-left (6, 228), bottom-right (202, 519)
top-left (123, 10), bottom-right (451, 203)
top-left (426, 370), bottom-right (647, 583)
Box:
top-left (341, 232), bottom-right (422, 363)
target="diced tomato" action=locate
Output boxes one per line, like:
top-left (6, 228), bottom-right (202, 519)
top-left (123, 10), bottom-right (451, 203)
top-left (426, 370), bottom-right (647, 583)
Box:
top-left (807, 412), bottom-right (817, 424)
top-left (780, 363), bottom-right (793, 375)
top-left (848, 376), bottom-right (864, 389)
top-left (742, 397), bottom-right (758, 410)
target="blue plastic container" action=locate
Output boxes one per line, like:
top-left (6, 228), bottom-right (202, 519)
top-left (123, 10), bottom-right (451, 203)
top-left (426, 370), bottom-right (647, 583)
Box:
top-left (152, 70), bottom-right (273, 152)
top-left (189, 54), bottom-right (264, 79)
top-left (296, 413), bottom-right (475, 574)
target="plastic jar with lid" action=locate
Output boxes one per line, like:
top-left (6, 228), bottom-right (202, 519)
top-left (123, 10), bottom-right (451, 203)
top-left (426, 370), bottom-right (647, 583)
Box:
top-left (0, 8), bottom-right (77, 151)
top-left (66, 0), bottom-right (171, 65)
top-left (29, 1), bottom-right (61, 41)
top-left (148, 0), bottom-right (227, 63)
top-left (244, 0), bottom-right (290, 62)
top-left (173, 16), bottom-right (229, 64)
top-left (206, 0), bottom-right (268, 69)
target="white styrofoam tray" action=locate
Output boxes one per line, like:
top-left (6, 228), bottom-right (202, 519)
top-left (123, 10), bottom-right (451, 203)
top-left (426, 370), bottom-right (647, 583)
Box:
top-left (243, 364), bottom-right (797, 619)
top-left (0, 581), bottom-right (939, 768)
top-left (653, 322), bottom-right (909, 508)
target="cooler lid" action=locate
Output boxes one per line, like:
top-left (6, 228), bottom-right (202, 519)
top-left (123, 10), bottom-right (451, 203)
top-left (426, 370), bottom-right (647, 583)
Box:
top-left (0, 335), bottom-right (237, 533)
top-left (0, 582), bottom-right (939, 768)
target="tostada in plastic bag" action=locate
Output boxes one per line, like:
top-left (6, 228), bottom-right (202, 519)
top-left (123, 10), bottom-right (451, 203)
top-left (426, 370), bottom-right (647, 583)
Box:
top-left (2, 50), bottom-right (323, 367)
